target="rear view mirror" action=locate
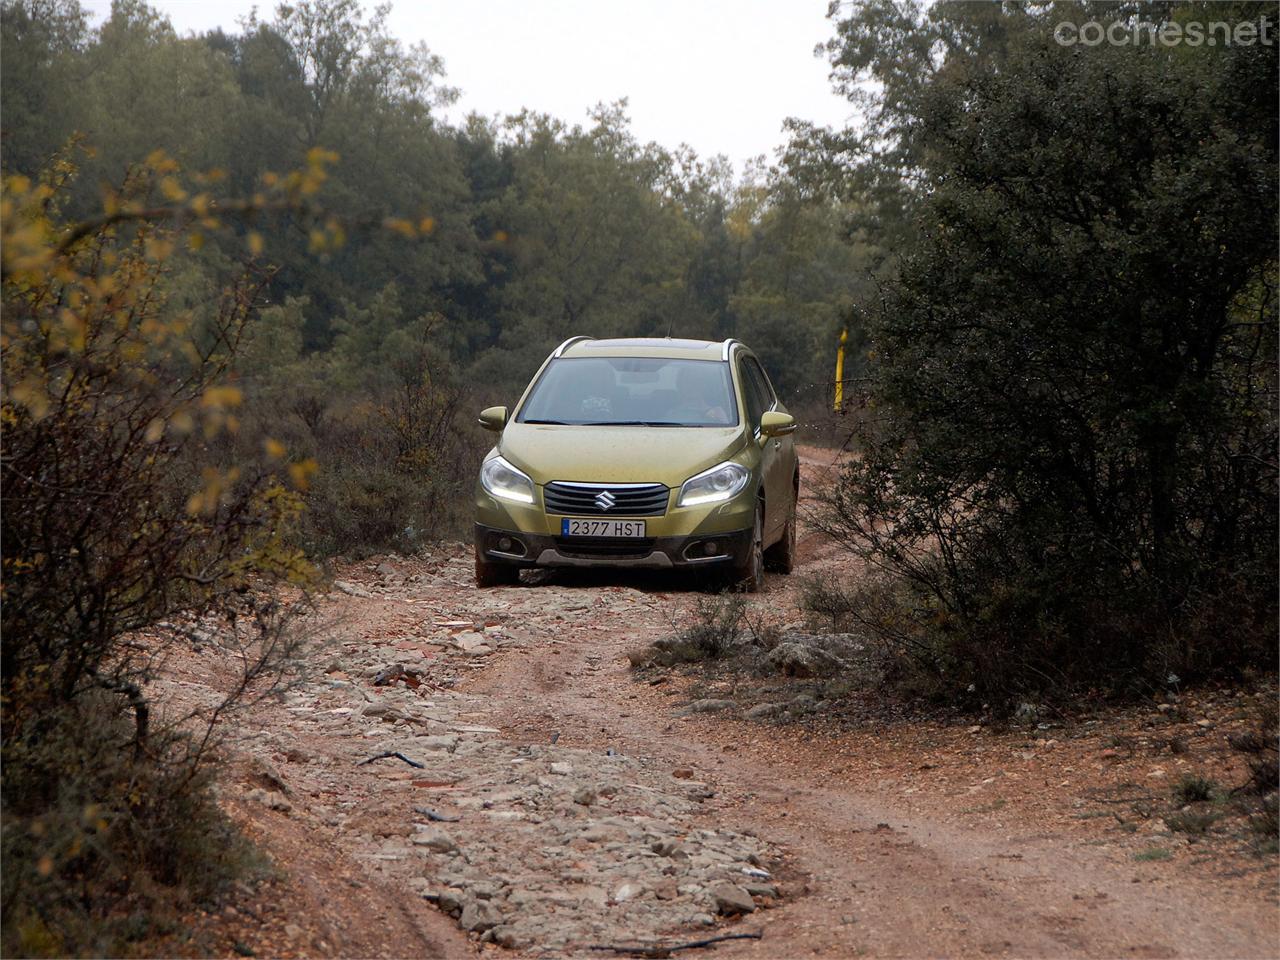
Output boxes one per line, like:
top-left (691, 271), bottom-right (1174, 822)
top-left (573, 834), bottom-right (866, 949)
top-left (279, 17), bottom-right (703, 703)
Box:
top-left (760, 411), bottom-right (796, 438)
top-left (478, 406), bottom-right (508, 432)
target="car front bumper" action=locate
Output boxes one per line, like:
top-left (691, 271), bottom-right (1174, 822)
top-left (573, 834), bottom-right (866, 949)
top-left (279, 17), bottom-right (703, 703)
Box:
top-left (474, 523), bottom-right (754, 570)
top-left (474, 482), bottom-right (758, 570)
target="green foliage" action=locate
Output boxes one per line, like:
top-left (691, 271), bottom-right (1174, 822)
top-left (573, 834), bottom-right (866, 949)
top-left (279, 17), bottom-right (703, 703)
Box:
top-left (1249, 792), bottom-right (1279, 854)
top-left (491, 106), bottom-right (691, 338)
top-left (1172, 775), bottom-right (1218, 805)
top-left (816, 2), bottom-right (1278, 704)
top-left (729, 171), bottom-right (874, 399)
top-left (0, 0), bottom-right (875, 579)
top-left (232, 287), bottom-right (486, 555)
top-left (1, 0), bottom-right (868, 419)
top-left (2, 163), bottom-right (316, 725)
top-left (679, 593), bottom-right (749, 660)
top-left (1, 156), bottom-right (310, 955)
top-left (0, 0), bottom-right (89, 178)
top-left (1165, 810), bottom-right (1220, 837)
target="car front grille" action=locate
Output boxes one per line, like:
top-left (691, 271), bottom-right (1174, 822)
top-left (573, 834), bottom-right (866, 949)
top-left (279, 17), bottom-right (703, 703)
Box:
top-left (543, 482), bottom-right (669, 517)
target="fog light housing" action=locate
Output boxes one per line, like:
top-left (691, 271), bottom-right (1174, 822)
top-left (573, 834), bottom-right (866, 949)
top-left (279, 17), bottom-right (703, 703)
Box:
top-left (703, 541), bottom-right (719, 556)
top-left (489, 534), bottom-right (526, 557)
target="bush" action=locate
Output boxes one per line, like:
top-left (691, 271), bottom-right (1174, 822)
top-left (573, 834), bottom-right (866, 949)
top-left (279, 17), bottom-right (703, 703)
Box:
top-left (1229, 700), bottom-right (1279, 854)
top-left (294, 385), bottom-right (487, 556)
top-left (2, 157), bottom-right (311, 953)
top-left (676, 593), bottom-right (748, 661)
top-left (1228, 700), bottom-right (1280, 797)
top-left (235, 301), bottom-right (488, 557)
top-left (1, 697), bottom-right (267, 958)
top-left (801, 572), bottom-right (957, 700)
top-left (1172, 775), bottom-right (1218, 806)
top-left (631, 593), bottom-right (748, 668)
top-left (816, 6), bottom-right (1278, 707)
top-left (1248, 793), bottom-right (1279, 855)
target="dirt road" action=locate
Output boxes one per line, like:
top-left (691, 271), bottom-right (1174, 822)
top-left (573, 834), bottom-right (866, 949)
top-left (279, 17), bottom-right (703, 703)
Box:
top-left (167, 446), bottom-right (1278, 959)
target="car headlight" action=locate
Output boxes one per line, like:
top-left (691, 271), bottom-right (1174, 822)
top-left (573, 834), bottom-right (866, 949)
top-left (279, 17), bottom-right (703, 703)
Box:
top-left (676, 461), bottom-right (750, 507)
top-left (480, 456), bottom-right (535, 504)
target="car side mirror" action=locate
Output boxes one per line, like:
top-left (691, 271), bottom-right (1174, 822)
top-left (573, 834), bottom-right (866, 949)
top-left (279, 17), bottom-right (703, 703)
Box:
top-left (760, 411), bottom-right (796, 438)
top-left (478, 406), bottom-right (508, 432)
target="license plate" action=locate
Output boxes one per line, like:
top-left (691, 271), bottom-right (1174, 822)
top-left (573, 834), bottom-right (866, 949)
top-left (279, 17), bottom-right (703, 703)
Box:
top-left (560, 518), bottom-right (647, 538)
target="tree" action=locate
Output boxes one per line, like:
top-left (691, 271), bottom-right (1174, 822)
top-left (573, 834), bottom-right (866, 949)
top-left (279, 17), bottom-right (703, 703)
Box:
top-left (470, 103), bottom-right (696, 389)
top-left (730, 170), bottom-right (874, 398)
top-left (817, 1), bottom-right (1278, 700)
top-left (0, 0), bottom-right (89, 176)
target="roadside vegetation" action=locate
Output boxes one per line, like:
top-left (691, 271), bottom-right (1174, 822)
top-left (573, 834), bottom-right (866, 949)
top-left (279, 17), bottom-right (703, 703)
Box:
top-left (1, 157), bottom-right (318, 955)
top-left (802, 0), bottom-right (1277, 707)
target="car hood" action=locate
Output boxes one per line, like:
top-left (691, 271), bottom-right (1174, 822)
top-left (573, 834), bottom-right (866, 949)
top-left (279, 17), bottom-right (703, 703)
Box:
top-left (499, 423), bottom-right (747, 486)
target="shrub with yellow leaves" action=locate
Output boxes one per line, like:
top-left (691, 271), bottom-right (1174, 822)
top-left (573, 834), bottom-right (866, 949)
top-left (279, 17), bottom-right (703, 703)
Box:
top-left (1, 152), bottom-right (319, 955)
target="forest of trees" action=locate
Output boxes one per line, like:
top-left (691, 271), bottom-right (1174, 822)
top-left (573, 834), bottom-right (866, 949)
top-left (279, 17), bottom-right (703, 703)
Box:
top-left (2, 0), bottom-right (872, 399)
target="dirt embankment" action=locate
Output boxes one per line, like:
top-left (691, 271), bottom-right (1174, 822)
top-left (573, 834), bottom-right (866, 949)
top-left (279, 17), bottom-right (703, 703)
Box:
top-left (156, 445), bottom-right (1278, 959)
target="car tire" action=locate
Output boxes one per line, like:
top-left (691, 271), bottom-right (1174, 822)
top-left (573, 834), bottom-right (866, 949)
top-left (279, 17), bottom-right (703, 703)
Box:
top-left (764, 498), bottom-right (797, 575)
top-left (732, 502), bottom-right (765, 593)
top-left (475, 555), bottom-right (519, 588)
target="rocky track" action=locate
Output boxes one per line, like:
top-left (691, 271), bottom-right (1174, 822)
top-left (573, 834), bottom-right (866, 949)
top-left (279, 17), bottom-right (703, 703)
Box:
top-left (157, 446), bottom-right (1278, 959)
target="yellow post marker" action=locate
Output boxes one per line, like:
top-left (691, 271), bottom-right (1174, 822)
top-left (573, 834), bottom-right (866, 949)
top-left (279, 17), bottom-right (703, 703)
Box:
top-left (834, 328), bottom-right (848, 411)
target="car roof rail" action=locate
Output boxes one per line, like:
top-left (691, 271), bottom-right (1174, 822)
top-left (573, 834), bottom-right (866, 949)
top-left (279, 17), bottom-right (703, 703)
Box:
top-left (721, 338), bottom-right (742, 361)
top-left (553, 335), bottom-right (594, 358)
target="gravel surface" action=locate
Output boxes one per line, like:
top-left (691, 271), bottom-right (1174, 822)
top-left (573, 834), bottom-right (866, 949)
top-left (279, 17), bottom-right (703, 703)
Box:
top-left (148, 445), bottom-right (1277, 959)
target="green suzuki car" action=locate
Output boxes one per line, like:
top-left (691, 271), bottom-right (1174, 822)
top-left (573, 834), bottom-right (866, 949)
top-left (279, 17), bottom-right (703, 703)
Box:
top-left (473, 337), bottom-right (799, 591)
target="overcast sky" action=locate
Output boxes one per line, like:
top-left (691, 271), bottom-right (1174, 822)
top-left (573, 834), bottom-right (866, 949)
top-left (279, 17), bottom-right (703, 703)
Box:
top-left (79, 0), bottom-right (855, 171)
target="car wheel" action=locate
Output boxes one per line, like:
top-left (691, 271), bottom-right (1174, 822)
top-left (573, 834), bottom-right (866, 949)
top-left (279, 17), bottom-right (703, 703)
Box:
top-left (732, 502), bottom-right (765, 593)
top-left (475, 555), bottom-right (519, 588)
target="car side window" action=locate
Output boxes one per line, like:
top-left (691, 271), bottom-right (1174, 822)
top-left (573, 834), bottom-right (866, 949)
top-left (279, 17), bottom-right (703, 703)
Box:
top-left (743, 358), bottom-right (776, 414)
top-left (738, 359), bottom-right (768, 430)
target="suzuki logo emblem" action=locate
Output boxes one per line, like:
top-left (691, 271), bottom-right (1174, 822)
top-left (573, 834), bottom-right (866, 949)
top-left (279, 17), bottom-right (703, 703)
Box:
top-left (594, 490), bottom-right (616, 511)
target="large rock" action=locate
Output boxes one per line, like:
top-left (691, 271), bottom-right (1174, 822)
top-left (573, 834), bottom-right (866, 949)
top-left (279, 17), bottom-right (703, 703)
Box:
top-left (709, 883), bottom-right (756, 915)
top-left (412, 826), bottom-right (459, 854)
top-left (416, 734), bottom-right (460, 752)
top-left (434, 887), bottom-right (467, 917)
top-left (333, 580), bottom-right (371, 598)
top-left (459, 899), bottom-right (503, 933)
top-left (491, 926), bottom-right (531, 950)
top-left (613, 882), bottom-right (644, 903)
top-left (249, 755), bottom-right (291, 795)
top-left (361, 702), bottom-right (401, 720)
top-left (453, 631), bottom-right (490, 653)
top-left (764, 640), bottom-right (844, 678)
top-left (245, 787), bottom-right (292, 812)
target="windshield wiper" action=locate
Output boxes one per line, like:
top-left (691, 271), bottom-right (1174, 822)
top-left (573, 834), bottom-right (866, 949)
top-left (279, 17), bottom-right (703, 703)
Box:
top-left (592, 420), bottom-right (681, 427)
top-left (522, 419), bottom-right (573, 425)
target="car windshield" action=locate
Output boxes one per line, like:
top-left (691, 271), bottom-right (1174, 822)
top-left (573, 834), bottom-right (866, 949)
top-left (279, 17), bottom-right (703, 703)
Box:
top-left (517, 358), bottom-right (739, 427)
